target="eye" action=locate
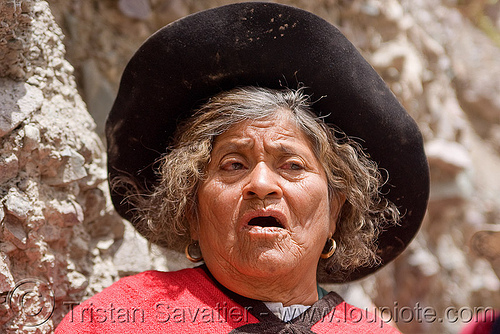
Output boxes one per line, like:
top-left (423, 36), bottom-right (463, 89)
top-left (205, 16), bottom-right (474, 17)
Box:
top-left (290, 162), bottom-right (304, 170)
top-left (281, 160), bottom-right (305, 171)
top-left (220, 160), bottom-right (246, 171)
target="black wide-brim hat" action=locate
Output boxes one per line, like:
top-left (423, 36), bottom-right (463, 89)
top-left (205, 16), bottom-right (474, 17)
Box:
top-left (106, 2), bottom-right (429, 283)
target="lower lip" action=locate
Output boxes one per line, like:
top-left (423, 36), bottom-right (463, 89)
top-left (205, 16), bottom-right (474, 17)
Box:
top-left (244, 225), bottom-right (288, 237)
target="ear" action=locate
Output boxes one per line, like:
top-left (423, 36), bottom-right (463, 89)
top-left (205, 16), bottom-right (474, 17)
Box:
top-left (187, 209), bottom-right (200, 240)
top-left (329, 192), bottom-right (346, 236)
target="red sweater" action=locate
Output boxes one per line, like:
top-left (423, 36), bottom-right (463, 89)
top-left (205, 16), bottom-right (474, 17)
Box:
top-left (56, 267), bottom-right (400, 333)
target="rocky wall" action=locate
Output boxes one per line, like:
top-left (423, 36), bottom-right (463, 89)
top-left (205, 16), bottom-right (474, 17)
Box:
top-left (1, 0), bottom-right (499, 333)
top-left (0, 1), bottom-right (171, 333)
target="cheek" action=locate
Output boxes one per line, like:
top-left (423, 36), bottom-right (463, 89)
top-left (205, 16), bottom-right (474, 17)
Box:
top-left (300, 177), bottom-right (330, 213)
top-left (288, 178), bottom-right (332, 233)
top-left (196, 181), bottom-right (240, 237)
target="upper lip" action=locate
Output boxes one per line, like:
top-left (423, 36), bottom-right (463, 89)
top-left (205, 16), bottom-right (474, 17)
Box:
top-left (240, 209), bottom-right (288, 230)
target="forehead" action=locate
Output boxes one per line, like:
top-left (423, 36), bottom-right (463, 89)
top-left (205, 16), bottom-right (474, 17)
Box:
top-left (213, 114), bottom-right (314, 150)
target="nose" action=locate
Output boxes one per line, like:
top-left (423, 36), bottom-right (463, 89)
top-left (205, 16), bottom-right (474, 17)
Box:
top-left (243, 162), bottom-right (283, 200)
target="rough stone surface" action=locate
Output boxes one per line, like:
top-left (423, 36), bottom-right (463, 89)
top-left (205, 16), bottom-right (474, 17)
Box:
top-left (118, 0), bottom-right (152, 20)
top-left (0, 79), bottom-right (43, 138)
top-left (0, 153), bottom-right (19, 184)
top-left (0, 1), bottom-right (167, 332)
top-left (1, 0), bottom-right (499, 333)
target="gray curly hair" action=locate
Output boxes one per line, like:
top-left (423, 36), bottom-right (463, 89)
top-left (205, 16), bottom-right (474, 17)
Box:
top-left (120, 86), bottom-right (399, 282)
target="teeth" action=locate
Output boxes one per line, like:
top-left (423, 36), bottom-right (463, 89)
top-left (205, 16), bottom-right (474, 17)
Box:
top-left (248, 216), bottom-right (283, 228)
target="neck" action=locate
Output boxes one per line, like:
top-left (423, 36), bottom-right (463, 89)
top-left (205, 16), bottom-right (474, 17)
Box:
top-left (204, 263), bottom-right (319, 306)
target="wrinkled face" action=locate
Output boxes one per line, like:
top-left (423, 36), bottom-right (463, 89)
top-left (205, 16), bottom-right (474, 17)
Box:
top-left (192, 112), bottom-right (343, 281)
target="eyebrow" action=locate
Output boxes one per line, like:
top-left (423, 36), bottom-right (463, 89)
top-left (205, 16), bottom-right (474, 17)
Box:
top-left (212, 137), bottom-right (306, 157)
top-left (276, 143), bottom-right (296, 155)
top-left (213, 138), bottom-right (254, 153)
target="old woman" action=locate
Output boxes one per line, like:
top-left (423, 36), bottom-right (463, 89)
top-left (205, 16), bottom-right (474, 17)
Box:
top-left (56, 2), bottom-right (429, 333)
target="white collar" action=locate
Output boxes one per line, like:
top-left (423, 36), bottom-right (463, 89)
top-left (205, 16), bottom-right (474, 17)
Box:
top-left (263, 301), bottom-right (311, 322)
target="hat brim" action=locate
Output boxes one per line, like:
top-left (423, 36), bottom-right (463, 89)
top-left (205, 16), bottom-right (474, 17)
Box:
top-left (106, 2), bottom-right (429, 283)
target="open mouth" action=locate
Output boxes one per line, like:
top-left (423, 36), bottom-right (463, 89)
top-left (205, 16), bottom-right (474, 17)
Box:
top-left (247, 216), bottom-right (284, 229)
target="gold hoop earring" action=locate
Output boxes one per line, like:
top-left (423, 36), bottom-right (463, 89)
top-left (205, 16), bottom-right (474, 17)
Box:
top-left (320, 237), bottom-right (336, 259)
top-left (185, 241), bottom-right (203, 262)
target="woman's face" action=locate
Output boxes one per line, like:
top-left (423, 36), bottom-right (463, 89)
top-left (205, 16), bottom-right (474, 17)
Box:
top-left (192, 112), bottom-right (343, 285)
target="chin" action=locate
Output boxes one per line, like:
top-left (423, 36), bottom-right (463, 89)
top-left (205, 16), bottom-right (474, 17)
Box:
top-left (235, 247), bottom-right (299, 278)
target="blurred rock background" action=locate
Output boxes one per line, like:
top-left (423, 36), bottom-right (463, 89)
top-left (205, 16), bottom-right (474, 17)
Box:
top-left (0, 0), bottom-right (499, 333)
